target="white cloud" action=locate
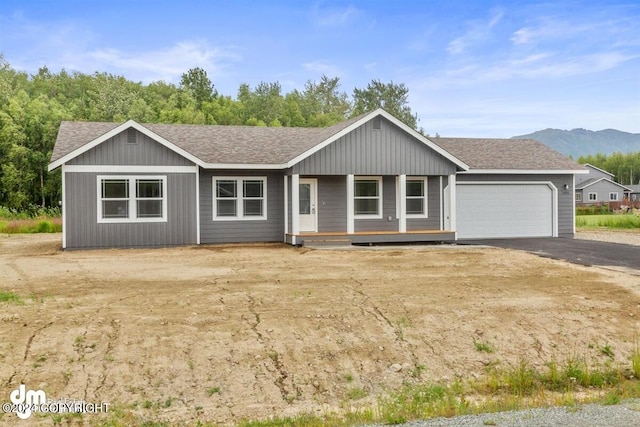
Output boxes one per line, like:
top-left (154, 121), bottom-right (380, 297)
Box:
top-left (312, 4), bottom-right (360, 27)
top-left (302, 61), bottom-right (343, 78)
top-left (87, 41), bottom-right (241, 83)
top-left (447, 10), bottom-right (504, 55)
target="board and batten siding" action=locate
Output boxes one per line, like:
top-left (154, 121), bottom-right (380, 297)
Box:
top-left (292, 117), bottom-right (458, 176)
top-left (456, 174), bottom-right (575, 237)
top-left (200, 170), bottom-right (284, 243)
top-left (65, 172), bottom-right (197, 248)
top-left (68, 129), bottom-right (193, 166)
top-left (317, 176), bottom-right (347, 232)
top-left (406, 177), bottom-right (442, 231)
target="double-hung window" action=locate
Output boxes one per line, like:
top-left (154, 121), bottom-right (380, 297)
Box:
top-left (609, 192), bottom-right (619, 201)
top-left (213, 177), bottom-right (267, 220)
top-left (98, 175), bottom-right (167, 223)
top-left (588, 192), bottom-right (597, 201)
top-left (406, 178), bottom-right (428, 217)
top-left (354, 177), bottom-right (382, 218)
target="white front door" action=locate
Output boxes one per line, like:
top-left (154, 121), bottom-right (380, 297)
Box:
top-left (298, 179), bottom-right (318, 232)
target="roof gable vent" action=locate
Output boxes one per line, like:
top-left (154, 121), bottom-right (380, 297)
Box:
top-left (372, 117), bottom-right (381, 130)
top-left (127, 128), bottom-right (138, 144)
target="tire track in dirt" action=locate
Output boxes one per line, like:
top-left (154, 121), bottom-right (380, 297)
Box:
top-left (245, 293), bottom-right (300, 403)
top-left (5, 320), bottom-right (54, 390)
top-left (348, 277), bottom-right (420, 369)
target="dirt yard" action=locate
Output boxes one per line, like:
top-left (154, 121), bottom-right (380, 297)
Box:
top-left (1, 234), bottom-right (640, 426)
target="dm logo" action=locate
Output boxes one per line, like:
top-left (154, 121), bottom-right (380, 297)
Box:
top-left (10, 384), bottom-right (46, 419)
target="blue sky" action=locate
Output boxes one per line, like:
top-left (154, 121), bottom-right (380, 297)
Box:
top-left (1, 0), bottom-right (639, 137)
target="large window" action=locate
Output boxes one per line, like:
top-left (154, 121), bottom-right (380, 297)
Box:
top-left (97, 176), bottom-right (167, 223)
top-left (213, 177), bottom-right (266, 220)
top-left (354, 177), bottom-right (382, 218)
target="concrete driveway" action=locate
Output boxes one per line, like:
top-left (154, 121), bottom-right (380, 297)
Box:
top-left (459, 238), bottom-right (640, 272)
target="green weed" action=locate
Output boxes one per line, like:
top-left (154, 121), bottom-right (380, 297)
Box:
top-left (0, 290), bottom-right (23, 304)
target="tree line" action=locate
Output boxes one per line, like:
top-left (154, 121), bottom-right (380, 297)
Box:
top-left (0, 54), bottom-right (419, 210)
top-left (577, 152), bottom-right (640, 186)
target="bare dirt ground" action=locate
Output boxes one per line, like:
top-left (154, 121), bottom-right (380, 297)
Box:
top-left (1, 233), bottom-right (640, 426)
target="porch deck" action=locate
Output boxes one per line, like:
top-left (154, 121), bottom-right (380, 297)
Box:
top-left (286, 230), bottom-right (456, 246)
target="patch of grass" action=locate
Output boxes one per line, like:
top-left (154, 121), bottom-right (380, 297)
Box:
top-left (600, 343), bottom-right (614, 358)
top-left (0, 290), bottom-right (23, 304)
top-left (346, 387), bottom-right (367, 400)
top-left (0, 218), bottom-right (62, 234)
top-left (576, 214), bottom-right (640, 229)
top-left (473, 338), bottom-right (495, 353)
top-left (0, 205), bottom-right (61, 219)
top-left (207, 386), bottom-right (220, 396)
top-left (343, 373), bottom-right (354, 382)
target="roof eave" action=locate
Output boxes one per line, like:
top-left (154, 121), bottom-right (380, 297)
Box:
top-left (48, 120), bottom-right (206, 171)
top-left (460, 169), bottom-right (590, 174)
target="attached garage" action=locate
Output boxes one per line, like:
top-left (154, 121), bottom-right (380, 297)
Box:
top-left (456, 183), bottom-right (557, 239)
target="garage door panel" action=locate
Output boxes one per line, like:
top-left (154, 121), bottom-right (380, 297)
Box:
top-left (457, 184), bottom-right (553, 239)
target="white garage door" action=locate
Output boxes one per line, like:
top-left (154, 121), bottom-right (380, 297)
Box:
top-left (456, 183), bottom-right (554, 239)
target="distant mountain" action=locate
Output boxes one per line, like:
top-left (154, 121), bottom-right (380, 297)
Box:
top-left (512, 128), bottom-right (640, 158)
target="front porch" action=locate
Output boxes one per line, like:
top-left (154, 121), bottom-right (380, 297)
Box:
top-left (285, 230), bottom-right (456, 246)
top-left (283, 173), bottom-right (458, 246)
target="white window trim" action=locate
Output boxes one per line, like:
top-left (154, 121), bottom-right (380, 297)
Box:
top-left (396, 177), bottom-right (429, 219)
top-left (354, 176), bottom-right (383, 219)
top-left (575, 192), bottom-right (582, 201)
top-left (406, 177), bottom-right (428, 218)
top-left (97, 175), bottom-right (168, 223)
top-left (588, 192), bottom-right (597, 201)
top-left (212, 176), bottom-right (267, 221)
top-left (609, 192), bottom-right (619, 201)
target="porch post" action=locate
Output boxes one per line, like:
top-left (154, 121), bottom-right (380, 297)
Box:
top-left (292, 174), bottom-right (300, 237)
top-left (346, 174), bottom-right (354, 234)
top-left (399, 174), bottom-right (407, 233)
top-left (283, 175), bottom-right (289, 239)
top-left (448, 174), bottom-right (457, 233)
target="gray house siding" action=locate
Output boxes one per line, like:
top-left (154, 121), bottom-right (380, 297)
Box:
top-left (581, 181), bottom-right (626, 203)
top-left (317, 176), bottom-right (347, 232)
top-left (456, 174), bottom-right (574, 237)
top-left (576, 166), bottom-right (611, 185)
top-left (65, 172), bottom-right (197, 248)
top-left (200, 170), bottom-right (284, 243)
top-left (355, 176), bottom-right (398, 232)
top-left (68, 130), bottom-right (193, 166)
top-left (292, 117), bottom-right (458, 176)
top-left (406, 177), bottom-right (442, 231)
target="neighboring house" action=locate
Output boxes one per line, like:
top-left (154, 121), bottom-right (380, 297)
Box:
top-left (48, 109), bottom-right (586, 249)
top-left (574, 164), bottom-right (632, 204)
top-left (628, 185), bottom-right (640, 202)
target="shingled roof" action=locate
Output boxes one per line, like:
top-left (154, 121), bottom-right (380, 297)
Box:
top-left (50, 113), bottom-right (366, 165)
top-left (49, 111), bottom-right (583, 173)
top-left (433, 137), bottom-right (586, 171)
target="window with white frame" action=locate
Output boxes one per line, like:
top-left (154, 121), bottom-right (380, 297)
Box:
top-left (98, 176), bottom-right (167, 223)
top-left (588, 192), bottom-right (597, 201)
top-left (213, 177), bottom-right (266, 220)
top-left (406, 178), bottom-right (428, 217)
top-left (575, 192), bottom-right (582, 201)
top-left (609, 192), bottom-right (619, 201)
top-left (354, 177), bottom-right (382, 218)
